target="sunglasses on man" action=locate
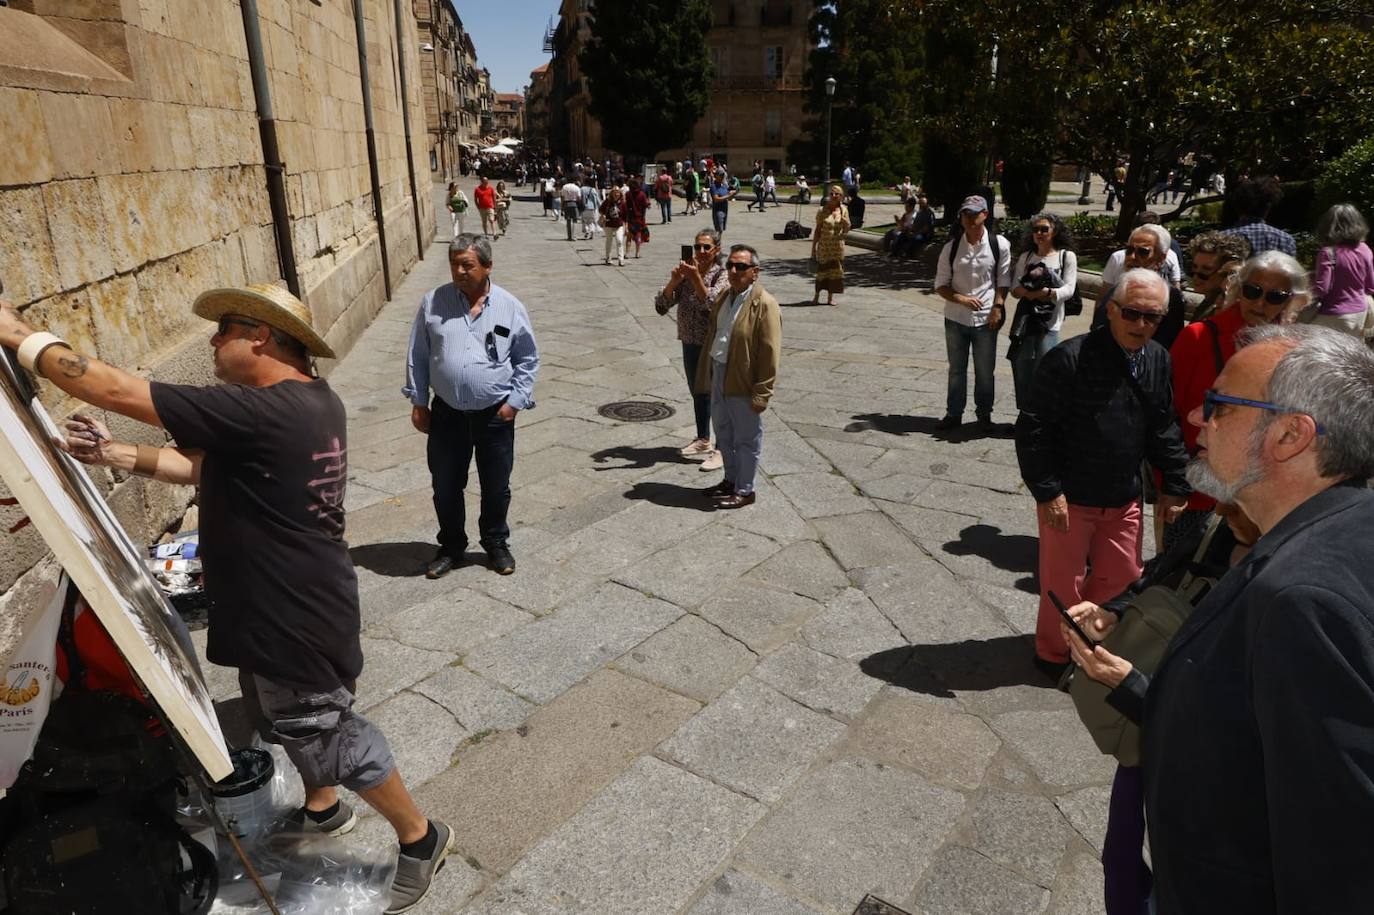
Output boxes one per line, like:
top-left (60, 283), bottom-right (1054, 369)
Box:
top-left (726, 262), bottom-right (756, 273)
top-left (1114, 305), bottom-right (1166, 326)
top-left (1125, 245), bottom-right (1155, 259)
top-left (217, 317), bottom-right (262, 336)
top-left (1240, 282), bottom-right (1293, 306)
top-left (1202, 388), bottom-right (1326, 434)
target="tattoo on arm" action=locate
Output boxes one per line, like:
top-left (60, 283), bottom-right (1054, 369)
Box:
top-left (56, 353), bottom-right (89, 379)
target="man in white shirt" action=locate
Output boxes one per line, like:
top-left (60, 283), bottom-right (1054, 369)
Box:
top-left (1100, 231), bottom-right (1182, 288)
top-left (560, 176), bottom-right (582, 241)
top-left (934, 195), bottom-right (1013, 431)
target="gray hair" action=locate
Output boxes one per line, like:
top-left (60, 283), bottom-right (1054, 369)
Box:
top-left (695, 228), bottom-right (722, 248)
top-left (449, 233), bottom-right (493, 267)
top-left (1133, 223), bottom-right (1172, 259)
top-left (1219, 250), bottom-right (1311, 312)
top-left (1112, 267), bottom-right (1169, 307)
top-left (1238, 324), bottom-right (1374, 481)
top-left (1315, 204), bottom-right (1370, 247)
top-left (729, 243), bottom-right (761, 267)
top-left (1187, 230), bottom-right (1250, 263)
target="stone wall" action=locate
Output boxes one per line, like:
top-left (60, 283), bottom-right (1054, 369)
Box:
top-left (0, 0), bottom-right (435, 652)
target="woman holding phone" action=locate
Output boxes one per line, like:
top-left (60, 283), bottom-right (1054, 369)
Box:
top-left (655, 229), bottom-right (729, 470)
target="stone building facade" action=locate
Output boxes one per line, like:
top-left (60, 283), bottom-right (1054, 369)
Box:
top-left (493, 93), bottom-right (525, 139)
top-left (525, 63), bottom-right (552, 152)
top-left (415, 0), bottom-right (463, 180)
top-left (0, 0), bottom-right (433, 644)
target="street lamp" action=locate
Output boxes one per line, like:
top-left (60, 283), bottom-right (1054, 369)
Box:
top-left (824, 76), bottom-right (836, 187)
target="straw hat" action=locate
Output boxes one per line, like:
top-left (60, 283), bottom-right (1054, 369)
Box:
top-left (192, 283), bottom-right (335, 359)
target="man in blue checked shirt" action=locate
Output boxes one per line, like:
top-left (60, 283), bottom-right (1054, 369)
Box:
top-left (403, 233), bottom-right (539, 579)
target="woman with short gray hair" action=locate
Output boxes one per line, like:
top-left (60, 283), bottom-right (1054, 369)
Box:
top-left (1310, 203), bottom-right (1374, 339)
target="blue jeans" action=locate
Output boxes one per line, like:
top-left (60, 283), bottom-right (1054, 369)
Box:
top-left (712, 204), bottom-right (729, 233)
top-left (710, 366), bottom-right (763, 495)
top-left (658, 198), bottom-right (672, 223)
top-left (1010, 329), bottom-right (1059, 411)
top-left (427, 397), bottom-right (515, 554)
top-left (681, 342), bottom-right (712, 440)
top-left (944, 319), bottom-right (999, 419)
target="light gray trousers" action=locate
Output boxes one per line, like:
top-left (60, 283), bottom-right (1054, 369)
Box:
top-left (710, 363), bottom-right (764, 495)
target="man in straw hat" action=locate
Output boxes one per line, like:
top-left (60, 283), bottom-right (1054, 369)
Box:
top-left (0, 288), bottom-right (454, 914)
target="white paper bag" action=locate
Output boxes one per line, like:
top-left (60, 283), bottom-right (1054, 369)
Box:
top-left (0, 576), bottom-right (64, 788)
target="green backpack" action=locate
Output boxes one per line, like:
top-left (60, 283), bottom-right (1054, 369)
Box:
top-left (1067, 515), bottom-right (1224, 766)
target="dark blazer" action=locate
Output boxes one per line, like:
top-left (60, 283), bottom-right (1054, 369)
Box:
top-left (1142, 481), bottom-right (1374, 914)
top-left (1015, 325), bottom-right (1190, 507)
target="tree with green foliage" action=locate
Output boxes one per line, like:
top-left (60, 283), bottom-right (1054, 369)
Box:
top-left (579, 0), bottom-right (713, 162)
top-left (1316, 136), bottom-right (1374, 221)
top-left (789, 0), bottom-right (924, 185)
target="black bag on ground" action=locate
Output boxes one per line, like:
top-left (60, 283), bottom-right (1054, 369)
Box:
top-left (0, 589), bottom-right (216, 914)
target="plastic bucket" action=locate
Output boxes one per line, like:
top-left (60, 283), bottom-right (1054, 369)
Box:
top-left (211, 746), bottom-right (275, 837)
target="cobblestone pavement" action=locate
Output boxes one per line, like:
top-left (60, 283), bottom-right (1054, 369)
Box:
top-left (196, 185), bottom-right (1115, 914)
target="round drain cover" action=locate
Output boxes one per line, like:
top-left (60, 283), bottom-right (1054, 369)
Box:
top-left (597, 401), bottom-right (676, 422)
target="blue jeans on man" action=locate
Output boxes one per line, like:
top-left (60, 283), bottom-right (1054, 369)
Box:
top-left (710, 367), bottom-right (762, 496)
top-left (943, 319), bottom-right (999, 421)
top-left (658, 198), bottom-right (672, 223)
top-left (712, 204), bottom-right (729, 233)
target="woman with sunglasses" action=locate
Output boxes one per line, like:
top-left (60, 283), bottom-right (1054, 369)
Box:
top-left (1310, 203), bottom-right (1374, 339)
top-left (810, 184), bottom-right (851, 306)
top-left (656, 230), bottom-right (730, 469)
top-left (1162, 250), bottom-right (1310, 549)
top-left (1008, 214), bottom-right (1078, 409)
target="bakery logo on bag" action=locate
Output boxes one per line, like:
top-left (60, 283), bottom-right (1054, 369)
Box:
top-left (0, 665), bottom-right (49, 714)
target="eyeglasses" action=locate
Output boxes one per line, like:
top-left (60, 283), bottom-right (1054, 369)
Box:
top-left (1032, 225), bottom-right (1052, 234)
top-left (1203, 388), bottom-right (1326, 435)
top-left (727, 262), bottom-right (755, 273)
top-left (217, 317), bottom-right (261, 336)
top-left (1116, 305), bottom-right (1166, 325)
top-left (694, 243), bottom-right (716, 251)
top-left (1126, 245), bottom-right (1155, 259)
top-left (1240, 282), bottom-right (1293, 306)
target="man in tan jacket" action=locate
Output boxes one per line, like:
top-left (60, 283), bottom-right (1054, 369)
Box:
top-left (694, 244), bottom-right (782, 508)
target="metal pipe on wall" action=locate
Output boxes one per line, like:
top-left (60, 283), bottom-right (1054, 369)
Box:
top-left (393, 0), bottom-right (424, 259)
top-left (239, 0), bottom-right (301, 298)
top-left (351, 0), bottom-right (393, 300)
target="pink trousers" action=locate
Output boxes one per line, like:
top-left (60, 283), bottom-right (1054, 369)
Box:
top-left (1036, 501), bottom-right (1143, 662)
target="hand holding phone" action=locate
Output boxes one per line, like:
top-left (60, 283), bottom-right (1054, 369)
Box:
top-left (681, 244), bottom-right (695, 263)
top-left (1049, 590), bottom-right (1097, 648)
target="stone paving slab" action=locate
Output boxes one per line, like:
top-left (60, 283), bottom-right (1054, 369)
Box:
top-left (612, 613), bottom-right (759, 703)
top-left (685, 869), bottom-right (827, 915)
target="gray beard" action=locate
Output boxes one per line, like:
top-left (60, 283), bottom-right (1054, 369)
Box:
top-left (1186, 457), bottom-right (1263, 503)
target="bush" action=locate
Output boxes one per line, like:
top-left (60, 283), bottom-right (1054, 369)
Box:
top-left (1315, 137), bottom-right (1374, 225)
top-left (1063, 213), bottom-right (1119, 239)
top-left (1000, 160), bottom-right (1052, 218)
top-left (922, 135), bottom-right (984, 221)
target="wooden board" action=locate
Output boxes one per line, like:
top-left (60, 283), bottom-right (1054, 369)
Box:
top-left (0, 353), bottom-right (231, 780)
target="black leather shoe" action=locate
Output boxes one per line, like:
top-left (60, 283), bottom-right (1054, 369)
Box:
top-left (934, 415), bottom-right (962, 431)
top-left (702, 480), bottom-right (735, 498)
top-left (425, 553), bottom-right (457, 580)
top-left (485, 543), bottom-right (516, 575)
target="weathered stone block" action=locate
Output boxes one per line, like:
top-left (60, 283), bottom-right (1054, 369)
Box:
top-left (0, 188), bottom-right (59, 307)
top-left (0, 87), bottom-right (54, 186)
top-left (38, 90), bottom-right (117, 180)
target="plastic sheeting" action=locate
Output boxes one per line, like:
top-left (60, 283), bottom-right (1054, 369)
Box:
top-left (179, 744), bottom-right (396, 915)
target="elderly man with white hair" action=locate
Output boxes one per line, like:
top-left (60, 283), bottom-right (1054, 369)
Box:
top-left (1015, 268), bottom-right (1191, 678)
top-left (1092, 223), bottom-right (1188, 349)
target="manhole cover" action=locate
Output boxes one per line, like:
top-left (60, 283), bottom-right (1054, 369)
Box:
top-left (597, 401), bottom-right (676, 422)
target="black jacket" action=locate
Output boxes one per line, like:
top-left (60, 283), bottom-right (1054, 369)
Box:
top-left (1142, 481), bottom-right (1374, 914)
top-left (1091, 283), bottom-right (1187, 350)
top-left (1015, 325), bottom-right (1189, 507)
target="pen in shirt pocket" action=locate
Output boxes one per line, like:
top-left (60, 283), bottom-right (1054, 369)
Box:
top-left (484, 331), bottom-right (498, 362)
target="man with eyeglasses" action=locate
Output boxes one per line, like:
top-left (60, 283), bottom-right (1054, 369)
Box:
top-left (694, 244), bottom-right (781, 509)
top-left (1093, 224), bottom-right (1187, 349)
top-left (1060, 324), bottom-right (1374, 914)
top-left (1015, 268), bottom-right (1190, 679)
top-left (405, 233), bottom-right (540, 580)
top-left (0, 288), bottom-right (456, 914)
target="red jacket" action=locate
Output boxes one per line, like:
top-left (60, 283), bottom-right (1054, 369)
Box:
top-left (1168, 304), bottom-right (1246, 511)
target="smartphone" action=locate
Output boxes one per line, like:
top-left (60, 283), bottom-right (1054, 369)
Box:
top-left (1048, 590), bottom-right (1097, 647)
top-left (680, 244), bottom-right (694, 263)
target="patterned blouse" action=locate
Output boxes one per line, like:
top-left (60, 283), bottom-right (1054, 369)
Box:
top-left (655, 261), bottom-right (729, 345)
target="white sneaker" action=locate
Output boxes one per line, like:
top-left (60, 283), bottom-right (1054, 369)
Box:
top-left (679, 438), bottom-right (712, 457)
top-left (699, 450), bottom-right (723, 471)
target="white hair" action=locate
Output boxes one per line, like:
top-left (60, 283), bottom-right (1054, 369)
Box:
top-left (1133, 223), bottom-right (1172, 258)
top-left (1113, 268), bottom-right (1169, 307)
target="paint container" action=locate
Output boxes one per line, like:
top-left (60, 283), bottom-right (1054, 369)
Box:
top-left (210, 746), bottom-right (275, 837)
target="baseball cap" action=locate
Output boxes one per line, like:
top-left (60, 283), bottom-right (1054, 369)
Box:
top-left (959, 195), bottom-right (988, 214)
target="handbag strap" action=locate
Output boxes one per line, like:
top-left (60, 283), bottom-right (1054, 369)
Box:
top-left (1176, 513), bottom-right (1225, 593)
top-left (1203, 319), bottom-right (1224, 373)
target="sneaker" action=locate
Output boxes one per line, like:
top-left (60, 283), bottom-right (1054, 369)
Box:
top-left (385, 821), bottom-right (455, 914)
top-left (699, 450), bottom-right (723, 471)
top-left (485, 542), bottom-right (516, 575)
top-left (679, 438), bottom-right (712, 457)
top-left (288, 800), bottom-right (358, 838)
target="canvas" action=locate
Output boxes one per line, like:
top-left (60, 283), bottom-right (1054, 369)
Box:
top-left (0, 352), bottom-right (231, 780)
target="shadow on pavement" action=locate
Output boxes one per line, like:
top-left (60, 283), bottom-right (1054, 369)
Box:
top-left (590, 445), bottom-right (693, 471)
top-left (622, 481), bottom-right (717, 512)
top-left (860, 636), bottom-right (1052, 698)
top-left (846, 413), bottom-right (1014, 441)
top-left (350, 540), bottom-right (438, 577)
top-left (942, 524), bottom-right (1039, 594)
top-left (759, 251), bottom-right (937, 291)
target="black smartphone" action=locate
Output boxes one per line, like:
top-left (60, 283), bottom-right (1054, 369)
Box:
top-left (1048, 590), bottom-right (1097, 647)
top-left (680, 244), bottom-right (694, 263)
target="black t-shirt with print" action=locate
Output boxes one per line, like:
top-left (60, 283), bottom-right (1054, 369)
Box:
top-left (151, 379), bottom-right (363, 691)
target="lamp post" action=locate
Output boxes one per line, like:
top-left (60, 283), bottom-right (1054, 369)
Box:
top-left (823, 76), bottom-right (836, 187)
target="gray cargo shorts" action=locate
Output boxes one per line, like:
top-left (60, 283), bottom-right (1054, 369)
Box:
top-left (238, 671), bottom-right (395, 793)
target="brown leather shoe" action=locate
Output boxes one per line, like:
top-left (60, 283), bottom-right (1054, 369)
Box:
top-left (716, 492), bottom-right (756, 509)
top-left (703, 480), bottom-right (735, 498)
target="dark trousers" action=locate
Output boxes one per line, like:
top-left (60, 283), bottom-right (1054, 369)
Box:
top-left (681, 342), bottom-right (711, 440)
top-left (427, 397), bottom-right (514, 556)
top-left (658, 198), bottom-right (672, 223)
top-left (1103, 764), bottom-right (1152, 915)
top-left (563, 202), bottom-right (578, 239)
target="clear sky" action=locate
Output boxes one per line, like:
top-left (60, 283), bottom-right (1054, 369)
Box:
top-left (452, 0), bottom-right (561, 95)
